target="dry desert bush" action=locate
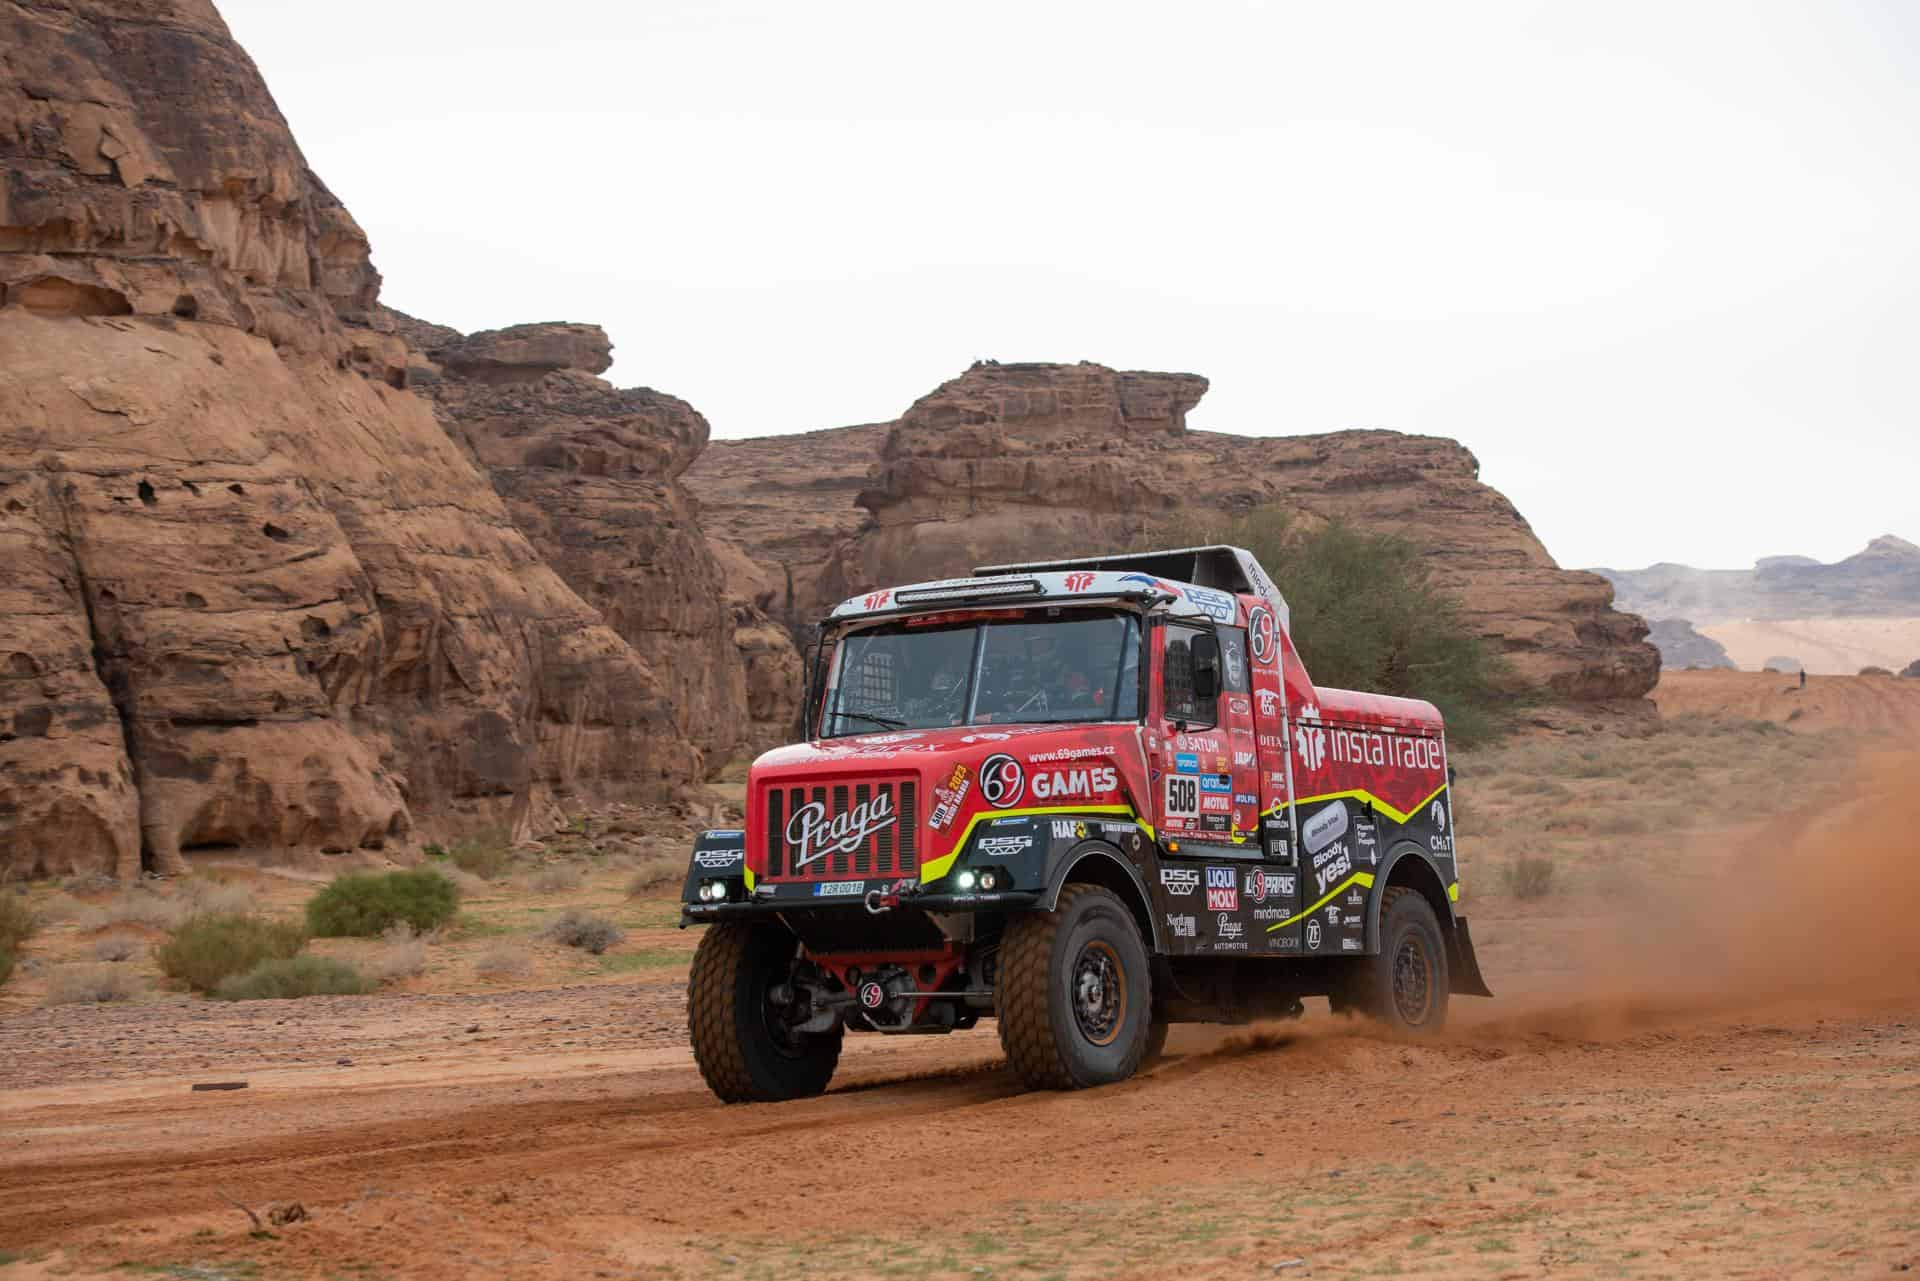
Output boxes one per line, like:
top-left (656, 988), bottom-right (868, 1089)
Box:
top-left (85, 878), bottom-right (256, 931)
top-left (538, 909), bottom-right (625, 955)
top-left (472, 941), bottom-right (533, 979)
top-left (91, 934), bottom-right (141, 962)
top-left (0, 893), bottom-right (38, 987)
top-left (44, 962), bottom-right (142, 1004)
top-left (527, 863), bottom-right (584, 894)
top-left (363, 924), bottom-right (429, 984)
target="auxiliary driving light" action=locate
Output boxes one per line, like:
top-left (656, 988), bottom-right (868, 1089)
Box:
top-left (955, 870), bottom-right (977, 890)
top-left (978, 871), bottom-right (998, 891)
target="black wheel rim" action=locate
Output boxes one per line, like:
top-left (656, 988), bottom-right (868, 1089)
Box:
top-left (1391, 932), bottom-right (1434, 1025)
top-left (760, 972), bottom-right (809, 1059)
top-left (1072, 940), bottom-right (1126, 1046)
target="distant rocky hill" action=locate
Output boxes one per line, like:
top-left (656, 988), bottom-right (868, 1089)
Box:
top-left (1643, 620), bottom-right (1735, 670)
top-left (689, 360), bottom-right (1661, 704)
top-left (1595, 537), bottom-right (1920, 622)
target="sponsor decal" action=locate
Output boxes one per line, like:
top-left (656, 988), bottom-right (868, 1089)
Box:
top-left (1326, 905), bottom-right (1341, 927)
top-left (1205, 866), bottom-right (1239, 911)
top-left (1270, 934), bottom-right (1303, 951)
top-left (1200, 772), bottom-right (1232, 794)
top-left (929, 763), bottom-right (972, 831)
top-left (1257, 688), bottom-right (1282, 717)
top-left (1431, 799), bottom-right (1448, 830)
top-left (815, 879), bottom-right (864, 896)
top-left (1341, 937), bottom-right (1363, 952)
top-left (1306, 919), bottom-right (1323, 950)
top-left (1328, 727), bottom-right (1445, 771)
top-left (1259, 735), bottom-right (1286, 753)
top-left (1252, 906), bottom-right (1292, 922)
top-left (1031, 765), bottom-right (1119, 800)
top-left (1030, 744), bottom-right (1116, 763)
top-left (859, 979), bottom-right (887, 1009)
top-left (787, 791), bottom-right (896, 868)
top-left (693, 848), bottom-right (743, 869)
top-left (1216, 913), bottom-right (1245, 941)
top-left (1233, 749), bottom-right (1257, 767)
top-left (863, 590), bottom-right (891, 610)
top-left (1356, 822), bottom-right (1377, 847)
top-left (977, 835), bottom-right (1032, 857)
top-left (706, 829), bottom-right (744, 837)
top-left (1185, 584), bottom-right (1237, 623)
top-left (1051, 819), bottom-right (1089, 840)
top-left (1227, 696), bottom-right (1251, 717)
top-left (1431, 835), bottom-right (1455, 853)
top-left (1243, 868), bottom-right (1294, 902)
top-left (979, 753), bottom-right (1026, 807)
top-left (1313, 846), bottom-right (1354, 896)
top-left (959, 730), bottom-right (1012, 742)
top-left (1234, 792), bottom-right (1258, 807)
top-left (1164, 773), bottom-right (1200, 820)
top-left (1293, 721), bottom-right (1329, 772)
top-left (1223, 643), bottom-right (1244, 689)
top-left (1202, 814), bottom-right (1231, 832)
top-left (990, 816), bottom-right (1030, 826)
top-left (1101, 822), bottom-right (1137, 837)
top-left (1200, 793), bottom-right (1231, 815)
top-left (1063, 571), bottom-right (1096, 592)
top-left (1345, 889), bottom-right (1365, 908)
top-left (1249, 606), bottom-right (1277, 663)
top-left (1174, 752), bottom-right (1200, 773)
top-left (1119, 572), bottom-right (1182, 597)
top-left (1166, 913), bottom-right (1197, 939)
top-left (1161, 867), bottom-right (1201, 897)
top-left (1301, 802), bottom-right (1349, 855)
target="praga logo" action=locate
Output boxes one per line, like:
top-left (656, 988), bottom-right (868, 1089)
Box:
top-left (1216, 914), bottom-right (1245, 941)
top-left (1294, 722), bottom-right (1328, 772)
top-left (1031, 765), bottom-right (1118, 799)
top-left (863, 590), bottom-right (891, 610)
top-left (1064, 572), bottom-right (1095, 591)
top-left (1249, 606), bottom-right (1277, 663)
top-left (979, 753), bottom-right (1025, 807)
top-left (788, 791), bottom-right (896, 868)
top-left (1205, 865), bottom-right (1238, 911)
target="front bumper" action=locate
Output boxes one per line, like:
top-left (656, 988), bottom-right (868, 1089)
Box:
top-left (681, 888), bottom-right (1043, 925)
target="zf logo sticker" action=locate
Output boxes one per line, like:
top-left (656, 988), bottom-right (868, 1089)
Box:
top-left (980, 753), bottom-right (1025, 807)
top-left (1306, 919), bottom-right (1323, 950)
top-left (1164, 773), bottom-right (1199, 819)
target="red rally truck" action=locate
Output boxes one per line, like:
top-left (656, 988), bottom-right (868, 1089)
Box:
top-left (680, 545), bottom-right (1491, 1101)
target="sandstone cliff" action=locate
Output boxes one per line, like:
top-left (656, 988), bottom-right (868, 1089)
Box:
top-left (0, 0), bottom-right (701, 878)
top-left (690, 361), bottom-right (1660, 703)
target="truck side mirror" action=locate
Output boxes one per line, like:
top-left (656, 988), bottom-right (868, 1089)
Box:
top-left (1191, 632), bottom-right (1221, 701)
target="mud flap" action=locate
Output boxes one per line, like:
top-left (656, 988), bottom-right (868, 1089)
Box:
top-left (1448, 916), bottom-right (1494, 997)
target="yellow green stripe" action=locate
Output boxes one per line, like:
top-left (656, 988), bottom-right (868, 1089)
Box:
top-left (1263, 871), bottom-right (1375, 932)
top-left (919, 803), bottom-right (1137, 884)
top-left (1264, 781), bottom-right (1448, 827)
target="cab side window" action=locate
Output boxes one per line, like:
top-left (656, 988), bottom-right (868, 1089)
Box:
top-left (1162, 623), bottom-right (1216, 726)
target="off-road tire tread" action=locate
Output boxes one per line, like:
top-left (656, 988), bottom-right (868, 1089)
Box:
top-left (997, 883), bottom-right (1148, 1090)
top-left (1346, 886), bottom-right (1448, 1030)
top-left (687, 923), bottom-right (840, 1103)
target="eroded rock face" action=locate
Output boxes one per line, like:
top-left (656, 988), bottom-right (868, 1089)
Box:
top-left (417, 334), bottom-right (802, 766)
top-left (693, 361), bottom-right (1660, 705)
top-left (0, 0), bottom-right (697, 878)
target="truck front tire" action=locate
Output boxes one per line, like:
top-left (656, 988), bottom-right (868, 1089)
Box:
top-left (996, 884), bottom-right (1153, 1089)
top-left (1339, 886), bottom-right (1450, 1033)
top-left (689, 922), bottom-right (842, 1103)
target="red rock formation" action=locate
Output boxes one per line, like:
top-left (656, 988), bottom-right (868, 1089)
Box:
top-left (691, 361), bottom-right (1659, 704)
top-left (0, 0), bottom-right (696, 878)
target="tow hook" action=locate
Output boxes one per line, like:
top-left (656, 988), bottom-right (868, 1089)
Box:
top-left (864, 889), bottom-right (899, 915)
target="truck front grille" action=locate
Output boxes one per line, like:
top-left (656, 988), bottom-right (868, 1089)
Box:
top-left (763, 777), bottom-right (919, 880)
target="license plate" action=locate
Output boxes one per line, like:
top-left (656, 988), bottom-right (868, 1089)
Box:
top-left (814, 880), bottom-right (864, 896)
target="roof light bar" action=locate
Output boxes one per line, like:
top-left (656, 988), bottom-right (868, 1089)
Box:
top-left (892, 577), bottom-right (1043, 605)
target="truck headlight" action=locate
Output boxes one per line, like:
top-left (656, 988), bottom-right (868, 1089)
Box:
top-left (955, 870), bottom-right (977, 890)
top-left (979, 870), bottom-right (998, 891)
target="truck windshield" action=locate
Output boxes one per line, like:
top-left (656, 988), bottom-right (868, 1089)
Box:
top-left (822, 609), bottom-right (1141, 737)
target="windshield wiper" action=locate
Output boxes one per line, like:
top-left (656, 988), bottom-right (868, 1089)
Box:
top-left (829, 710), bottom-right (908, 732)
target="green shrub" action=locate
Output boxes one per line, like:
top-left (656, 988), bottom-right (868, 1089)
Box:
top-left (156, 913), bottom-right (307, 993)
top-left (537, 908), bottom-right (624, 955)
top-left (1147, 507), bottom-right (1517, 745)
top-left (0, 893), bottom-right (38, 953)
top-left (445, 828), bottom-right (512, 881)
top-left (1499, 857), bottom-right (1556, 899)
top-left (214, 955), bottom-right (374, 1001)
top-left (305, 868), bottom-right (459, 938)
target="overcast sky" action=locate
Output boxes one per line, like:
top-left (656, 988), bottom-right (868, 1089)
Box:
top-left (225, 0), bottom-right (1918, 572)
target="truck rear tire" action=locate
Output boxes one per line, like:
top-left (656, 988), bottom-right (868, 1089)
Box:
top-left (1341, 886), bottom-right (1450, 1033)
top-left (688, 922), bottom-right (842, 1103)
top-left (996, 884), bottom-right (1153, 1090)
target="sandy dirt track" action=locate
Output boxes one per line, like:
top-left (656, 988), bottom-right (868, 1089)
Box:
top-left (4, 742), bottom-right (1918, 1280)
top-left (1653, 667), bottom-right (1920, 736)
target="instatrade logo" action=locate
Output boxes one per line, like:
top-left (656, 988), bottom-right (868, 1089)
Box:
top-left (1294, 722), bottom-right (1327, 772)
